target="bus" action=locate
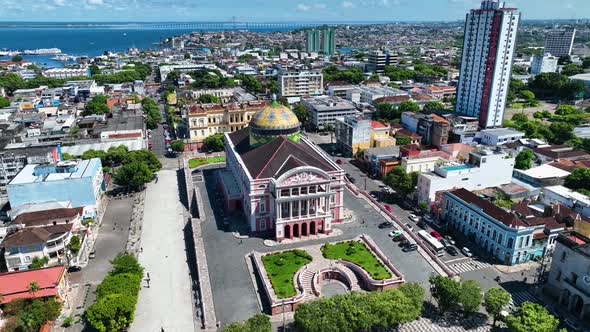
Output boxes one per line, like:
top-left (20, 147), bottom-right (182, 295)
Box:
top-left (417, 230), bottom-right (445, 257)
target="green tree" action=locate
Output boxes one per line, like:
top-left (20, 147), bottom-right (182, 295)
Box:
top-left (170, 140), bottom-right (185, 152)
top-left (561, 63), bottom-right (584, 77)
top-left (81, 149), bottom-right (107, 164)
top-left (384, 166), bottom-right (417, 196)
top-left (398, 100), bottom-right (420, 113)
top-left (11, 54), bottom-right (23, 62)
top-left (484, 288), bottom-right (511, 326)
top-left (549, 122), bottom-right (574, 144)
top-left (0, 96), bottom-right (10, 108)
top-left (141, 97), bottom-right (162, 130)
top-left (95, 273), bottom-right (141, 299)
top-left (554, 105), bottom-right (579, 116)
top-left (460, 280), bottom-right (482, 314)
top-left (322, 65), bottom-right (365, 84)
top-left (69, 235), bottom-right (81, 255)
top-left (515, 149), bottom-right (534, 170)
top-left (423, 101), bottom-right (445, 111)
top-left (292, 103), bottom-right (308, 125)
top-left (564, 168), bottom-right (590, 193)
top-left (506, 302), bottom-right (559, 332)
top-left (29, 256), bottom-right (48, 269)
top-left (61, 152), bottom-right (75, 160)
top-left (106, 145), bottom-right (128, 165)
top-left (113, 161), bottom-right (153, 191)
top-left (110, 253), bottom-right (144, 277)
top-left (28, 281), bottom-right (40, 295)
top-left (375, 103), bottom-right (400, 120)
top-left (86, 293), bottom-right (137, 332)
top-left (197, 94), bottom-right (220, 104)
top-left (89, 64), bottom-right (101, 76)
top-left (396, 136), bottom-right (412, 146)
top-left (222, 314), bottom-right (271, 332)
top-left (558, 55), bottom-right (571, 65)
top-left (123, 150), bottom-right (161, 173)
top-left (83, 95), bottom-right (110, 116)
top-left (266, 79), bottom-right (279, 95)
top-left (235, 74), bottom-right (262, 93)
top-left (4, 298), bottom-right (62, 331)
top-left (429, 275), bottom-right (461, 312)
top-left (512, 113), bottom-right (529, 123)
top-left (203, 132), bottom-right (225, 152)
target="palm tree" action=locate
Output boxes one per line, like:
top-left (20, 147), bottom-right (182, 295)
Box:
top-left (28, 281), bottom-right (40, 297)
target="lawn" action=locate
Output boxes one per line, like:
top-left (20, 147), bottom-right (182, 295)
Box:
top-left (188, 155), bottom-right (226, 168)
top-left (261, 249), bottom-right (312, 298)
top-left (322, 241), bottom-right (391, 280)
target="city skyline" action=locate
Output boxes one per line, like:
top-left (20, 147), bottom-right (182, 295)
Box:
top-left (0, 0), bottom-right (588, 22)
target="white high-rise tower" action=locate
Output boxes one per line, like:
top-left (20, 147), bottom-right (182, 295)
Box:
top-left (455, 1), bottom-right (520, 128)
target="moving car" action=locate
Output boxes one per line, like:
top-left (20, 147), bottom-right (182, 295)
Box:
top-left (383, 204), bottom-right (392, 212)
top-left (336, 159), bottom-right (342, 164)
top-left (444, 236), bottom-right (456, 245)
top-left (388, 230), bottom-right (404, 238)
top-left (68, 265), bottom-right (82, 272)
top-left (461, 247), bottom-right (473, 257)
top-left (408, 214), bottom-right (420, 222)
top-left (404, 223), bottom-right (414, 232)
top-left (89, 251), bottom-right (96, 259)
top-left (378, 221), bottom-right (393, 229)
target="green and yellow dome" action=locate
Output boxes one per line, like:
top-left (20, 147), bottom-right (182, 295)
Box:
top-left (249, 101), bottom-right (301, 147)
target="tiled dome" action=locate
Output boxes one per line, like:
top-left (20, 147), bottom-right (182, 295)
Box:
top-left (249, 101), bottom-right (300, 131)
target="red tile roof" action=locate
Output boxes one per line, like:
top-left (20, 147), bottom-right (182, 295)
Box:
top-left (373, 95), bottom-right (411, 104)
top-left (0, 266), bottom-right (65, 304)
top-left (448, 188), bottom-right (527, 228)
top-left (371, 121), bottom-right (388, 129)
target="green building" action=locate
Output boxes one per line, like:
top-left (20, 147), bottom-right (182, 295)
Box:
top-left (306, 28), bottom-right (335, 55)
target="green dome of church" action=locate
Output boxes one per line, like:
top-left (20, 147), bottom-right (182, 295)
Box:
top-left (249, 101), bottom-right (301, 147)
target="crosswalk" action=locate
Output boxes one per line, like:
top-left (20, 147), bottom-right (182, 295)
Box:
top-left (447, 260), bottom-right (492, 274)
top-left (508, 291), bottom-right (539, 310)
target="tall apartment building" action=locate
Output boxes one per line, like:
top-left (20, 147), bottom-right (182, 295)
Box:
top-left (305, 28), bottom-right (335, 55)
top-left (306, 30), bottom-right (321, 53)
top-left (455, 1), bottom-right (520, 128)
top-left (278, 70), bottom-right (323, 97)
top-left (531, 53), bottom-right (558, 75)
top-left (544, 28), bottom-right (576, 57)
top-left (300, 96), bottom-right (358, 130)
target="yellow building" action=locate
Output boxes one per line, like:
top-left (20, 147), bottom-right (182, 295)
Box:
top-left (574, 218), bottom-right (590, 238)
top-left (186, 100), bottom-right (271, 143)
top-left (335, 115), bottom-right (395, 157)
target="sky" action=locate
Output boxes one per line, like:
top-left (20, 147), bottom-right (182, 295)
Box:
top-left (0, 0), bottom-right (588, 22)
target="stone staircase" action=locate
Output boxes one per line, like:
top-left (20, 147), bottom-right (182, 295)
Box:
top-left (334, 262), bottom-right (362, 291)
top-left (299, 268), bottom-right (317, 300)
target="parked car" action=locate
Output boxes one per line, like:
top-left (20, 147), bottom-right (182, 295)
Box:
top-left (402, 242), bottom-right (418, 252)
top-left (408, 214), bottom-right (420, 222)
top-left (444, 236), bottom-right (456, 246)
top-left (67, 265), bottom-right (82, 272)
top-left (461, 247), bottom-right (473, 257)
top-left (430, 230), bottom-right (442, 240)
top-left (349, 177), bottom-right (357, 184)
top-left (393, 234), bottom-right (407, 242)
top-left (89, 251), bottom-right (96, 259)
top-left (384, 204), bottom-right (392, 212)
top-left (404, 223), bottom-right (414, 232)
top-left (446, 246), bottom-right (459, 256)
top-left (388, 230), bottom-right (403, 238)
top-left (336, 159), bottom-right (343, 164)
top-left (416, 221), bottom-right (427, 229)
top-left (378, 221), bottom-right (393, 229)
top-left (398, 239), bottom-right (409, 247)
top-left (423, 215), bottom-right (433, 223)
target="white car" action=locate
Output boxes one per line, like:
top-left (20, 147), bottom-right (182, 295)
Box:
top-left (461, 247), bottom-right (473, 257)
top-left (444, 236), bottom-right (456, 246)
top-left (404, 223), bottom-right (414, 232)
top-left (408, 214), bottom-right (420, 222)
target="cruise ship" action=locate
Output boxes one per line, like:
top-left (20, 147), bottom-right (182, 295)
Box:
top-left (23, 48), bottom-right (62, 55)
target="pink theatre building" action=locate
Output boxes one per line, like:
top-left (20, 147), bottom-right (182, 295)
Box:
top-left (222, 101), bottom-right (345, 241)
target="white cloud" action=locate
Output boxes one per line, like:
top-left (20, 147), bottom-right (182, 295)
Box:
top-left (87, 0), bottom-right (103, 5)
top-left (53, 0), bottom-right (66, 6)
top-left (342, 1), bottom-right (354, 8)
top-left (296, 3), bottom-right (311, 11)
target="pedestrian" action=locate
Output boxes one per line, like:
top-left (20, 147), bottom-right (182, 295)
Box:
top-left (161, 327), bottom-right (165, 332)
top-left (140, 247), bottom-right (143, 252)
top-left (147, 272), bottom-right (150, 279)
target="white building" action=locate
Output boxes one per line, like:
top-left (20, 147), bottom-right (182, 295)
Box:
top-left (356, 86), bottom-right (408, 103)
top-left (480, 128), bottom-right (525, 146)
top-left (278, 70), bottom-right (323, 97)
top-left (531, 54), bottom-right (558, 75)
top-left (42, 68), bottom-right (90, 79)
top-left (300, 96), bottom-right (359, 130)
top-left (545, 28), bottom-right (576, 57)
top-left (455, 1), bottom-right (520, 128)
top-left (542, 186), bottom-right (590, 218)
top-left (417, 149), bottom-right (515, 207)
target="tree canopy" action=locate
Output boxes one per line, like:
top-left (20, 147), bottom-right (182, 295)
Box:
top-left (423, 101), bottom-right (445, 111)
top-left (484, 288), bottom-right (511, 326)
top-left (515, 149), bottom-right (534, 170)
top-left (83, 95), bottom-right (110, 116)
top-left (141, 97), bottom-right (162, 130)
top-left (0, 96), bottom-right (10, 108)
top-left (235, 74), bottom-right (263, 94)
top-left (506, 302), bottom-right (560, 332)
top-left (203, 133), bottom-right (225, 152)
top-left (375, 102), bottom-right (402, 121)
top-left (113, 162), bottom-right (153, 191)
top-left (322, 65), bottom-right (365, 84)
top-left (221, 314), bottom-right (271, 332)
top-left (564, 168), bottom-right (590, 195)
top-left (197, 94), bottom-right (220, 104)
top-left (384, 166), bottom-right (418, 196)
top-left (429, 275), bottom-right (461, 312)
top-left (187, 69), bottom-right (236, 89)
top-left (292, 103), bottom-right (309, 125)
top-left (170, 140), bottom-right (185, 152)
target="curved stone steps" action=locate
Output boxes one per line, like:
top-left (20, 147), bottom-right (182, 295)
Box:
top-left (334, 262), bottom-right (362, 291)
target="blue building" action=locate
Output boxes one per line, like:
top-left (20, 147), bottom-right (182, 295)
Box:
top-left (443, 188), bottom-right (563, 265)
top-left (7, 158), bottom-right (105, 218)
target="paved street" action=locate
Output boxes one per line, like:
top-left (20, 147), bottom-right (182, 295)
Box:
top-left (131, 169), bottom-right (195, 332)
top-left (65, 197), bottom-right (134, 331)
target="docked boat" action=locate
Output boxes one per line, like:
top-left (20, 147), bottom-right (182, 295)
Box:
top-left (23, 48), bottom-right (62, 55)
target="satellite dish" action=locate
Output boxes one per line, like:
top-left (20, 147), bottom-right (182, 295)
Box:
top-left (583, 275), bottom-right (590, 285)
